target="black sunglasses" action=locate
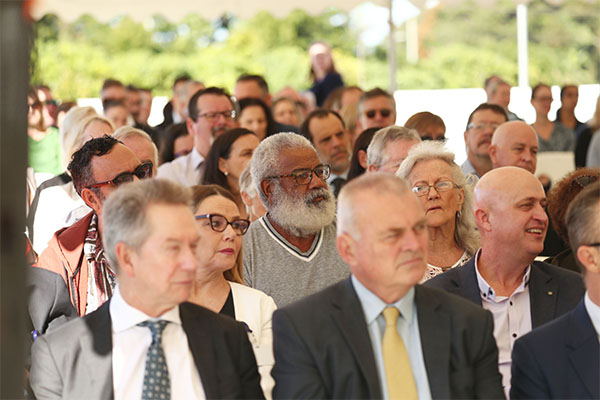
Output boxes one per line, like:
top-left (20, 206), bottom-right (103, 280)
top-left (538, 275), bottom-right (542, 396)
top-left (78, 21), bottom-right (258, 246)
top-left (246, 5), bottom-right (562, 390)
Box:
top-left (87, 162), bottom-right (153, 189)
top-left (195, 214), bottom-right (250, 236)
top-left (365, 109), bottom-right (392, 119)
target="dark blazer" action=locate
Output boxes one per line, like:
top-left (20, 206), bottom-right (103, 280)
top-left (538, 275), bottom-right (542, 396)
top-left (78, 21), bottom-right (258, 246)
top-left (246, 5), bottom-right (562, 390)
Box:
top-left (511, 299), bottom-right (600, 399)
top-left (425, 258), bottom-right (585, 328)
top-left (272, 278), bottom-right (504, 399)
top-left (30, 300), bottom-right (264, 400)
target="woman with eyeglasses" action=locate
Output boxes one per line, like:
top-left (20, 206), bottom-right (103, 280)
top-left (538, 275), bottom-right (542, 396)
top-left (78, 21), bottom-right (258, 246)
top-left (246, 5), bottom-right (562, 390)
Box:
top-left (544, 168), bottom-right (600, 272)
top-left (397, 141), bottom-right (480, 282)
top-left (404, 111), bottom-right (446, 142)
top-left (188, 184), bottom-right (277, 399)
top-left (530, 83), bottom-right (575, 152)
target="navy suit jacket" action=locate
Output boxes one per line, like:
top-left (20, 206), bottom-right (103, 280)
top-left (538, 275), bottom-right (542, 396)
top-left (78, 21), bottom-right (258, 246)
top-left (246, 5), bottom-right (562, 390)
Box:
top-left (425, 258), bottom-right (585, 328)
top-left (30, 300), bottom-right (264, 400)
top-left (511, 299), bottom-right (600, 399)
top-left (272, 278), bottom-right (504, 399)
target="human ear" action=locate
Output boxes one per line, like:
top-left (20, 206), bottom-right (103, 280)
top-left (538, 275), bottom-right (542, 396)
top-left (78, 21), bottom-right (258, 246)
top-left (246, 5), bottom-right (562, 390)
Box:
top-left (336, 233), bottom-right (357, 267)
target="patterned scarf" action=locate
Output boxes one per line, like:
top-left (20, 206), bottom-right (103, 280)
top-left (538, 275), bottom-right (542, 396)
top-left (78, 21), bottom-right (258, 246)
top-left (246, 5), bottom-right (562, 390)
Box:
top-left (84, 213), bottom-right (116, 314)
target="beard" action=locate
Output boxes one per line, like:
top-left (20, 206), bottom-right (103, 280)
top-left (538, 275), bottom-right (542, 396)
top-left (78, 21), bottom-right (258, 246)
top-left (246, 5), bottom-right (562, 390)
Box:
top-left (268, 183), bottom-right (336, 237)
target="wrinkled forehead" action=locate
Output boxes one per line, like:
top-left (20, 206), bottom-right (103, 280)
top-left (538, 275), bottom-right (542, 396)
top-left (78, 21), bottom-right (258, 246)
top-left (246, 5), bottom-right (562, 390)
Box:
top-left (277, 146), bottom-right (320, 173)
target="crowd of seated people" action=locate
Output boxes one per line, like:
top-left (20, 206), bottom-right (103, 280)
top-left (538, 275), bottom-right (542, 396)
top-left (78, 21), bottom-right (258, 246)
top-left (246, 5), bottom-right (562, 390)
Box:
top-left (24, 65), bottom-right (600, 400)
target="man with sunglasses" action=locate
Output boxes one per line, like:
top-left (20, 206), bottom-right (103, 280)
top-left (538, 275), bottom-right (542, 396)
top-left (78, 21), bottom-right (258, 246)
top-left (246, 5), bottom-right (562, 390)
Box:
top-left (426, 167), bottom-right (584, 396)
top-left (358, 88), bottom-right (397, 131)
top-left (35, 135), bottom-right (153, 316)
top-left (243, 133), bottom-right (349, 307)
top-left (158, 87), bottom-right (238, 186)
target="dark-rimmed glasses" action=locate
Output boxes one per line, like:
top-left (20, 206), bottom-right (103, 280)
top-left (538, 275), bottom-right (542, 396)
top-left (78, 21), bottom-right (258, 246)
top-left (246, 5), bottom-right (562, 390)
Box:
top-left (268, 164), bottom-right (331, 185)
top-left (467, 122), bottom-right (500, 131)
top-left (421, 136), bottom-right (446, 142)
top-left (412, 179), bottom-right (459, 197)
top-left (87, 162), bottom-right (153, 189)
top-left (195, 214), bottom-right (250, 236)
top-left (197, 110), bottom-right (237, 121)
top-left (365, 109), bottom-right (392, 119)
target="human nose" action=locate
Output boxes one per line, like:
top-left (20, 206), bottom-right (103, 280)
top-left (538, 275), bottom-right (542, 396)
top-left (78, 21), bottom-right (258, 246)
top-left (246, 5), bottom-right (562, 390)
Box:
top-left (181, 245), bottom-right (199, 272)
top-left (426, 184), bottom-right (440, 199)
top-left (403, 228), bottom-right (423, 252)
top-left (307, 170), bottom-right (326, 190)
top-left (532, 203), bottom-right (548, 224)
top-left (222, 222), bottom-right (237, 240)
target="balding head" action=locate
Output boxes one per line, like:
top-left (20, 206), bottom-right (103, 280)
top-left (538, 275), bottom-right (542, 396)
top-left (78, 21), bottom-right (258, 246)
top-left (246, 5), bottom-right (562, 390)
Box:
top-left (489, 121), bottom-right (538, 173)
top-left (474, 167), bottom-right (548, 263)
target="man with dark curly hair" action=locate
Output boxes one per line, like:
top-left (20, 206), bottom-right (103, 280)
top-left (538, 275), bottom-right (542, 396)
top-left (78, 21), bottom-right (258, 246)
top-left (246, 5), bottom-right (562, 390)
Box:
top-left (35, 135), bottom-right (152, 316)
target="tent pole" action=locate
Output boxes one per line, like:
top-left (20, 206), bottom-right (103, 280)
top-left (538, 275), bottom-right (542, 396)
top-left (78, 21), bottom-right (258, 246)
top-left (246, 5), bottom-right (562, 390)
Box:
top-left (516, 3), bottom-right (529, 88)
top-left (388, 0), bottom-right (397, 92)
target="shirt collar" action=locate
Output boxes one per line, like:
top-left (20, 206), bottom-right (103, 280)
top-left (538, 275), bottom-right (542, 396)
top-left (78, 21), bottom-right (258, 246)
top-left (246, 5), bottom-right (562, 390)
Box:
top-left (110, 285), bottom-right (181, 333)
top-left (190, 147), bottom-right (204, 170)
top-left (351, 275), bottom-right (415, 325)
top-left (584, 291), bottom-right (600, 337)
top-left (474, 249), bottom-right (531, 300)
top-left (327, 170), bottom-right (349, 184)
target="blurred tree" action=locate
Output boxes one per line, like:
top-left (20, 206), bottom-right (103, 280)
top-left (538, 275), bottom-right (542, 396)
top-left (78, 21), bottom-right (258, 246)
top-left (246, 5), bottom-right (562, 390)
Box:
top-left (30, 0), bottom-right (598, 101)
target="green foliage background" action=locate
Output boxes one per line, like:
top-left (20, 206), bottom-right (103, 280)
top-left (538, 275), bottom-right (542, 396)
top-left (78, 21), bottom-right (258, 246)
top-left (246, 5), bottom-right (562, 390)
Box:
top-left (31, 0), bottom-right (599, 100)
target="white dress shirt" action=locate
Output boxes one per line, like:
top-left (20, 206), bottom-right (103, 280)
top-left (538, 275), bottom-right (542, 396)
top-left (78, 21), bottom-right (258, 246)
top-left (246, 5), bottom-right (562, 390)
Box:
top-left (474, 251), bottom-right (532, 397)
top-left (584, 291), bottom-right (600, 341)
top-left (110, 286), bottom-right (205, 400)
top-left (157, 147), bottom-right (205, 186)
top-left (352, 276), bottom-right (432, 400)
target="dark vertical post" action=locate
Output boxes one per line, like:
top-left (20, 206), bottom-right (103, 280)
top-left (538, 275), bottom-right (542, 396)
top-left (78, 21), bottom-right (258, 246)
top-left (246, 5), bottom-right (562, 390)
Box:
top-left (0, 0), bottom-right (29, 397)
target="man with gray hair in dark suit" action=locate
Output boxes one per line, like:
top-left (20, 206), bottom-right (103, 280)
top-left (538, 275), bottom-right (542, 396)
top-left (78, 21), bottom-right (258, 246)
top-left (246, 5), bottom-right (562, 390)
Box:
top-left (30, 179), bottom-right (264, 399)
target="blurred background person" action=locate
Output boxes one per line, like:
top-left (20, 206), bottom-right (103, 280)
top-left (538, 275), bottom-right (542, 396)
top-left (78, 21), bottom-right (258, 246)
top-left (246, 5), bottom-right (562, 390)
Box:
top-left (137, 88), bottom-right (153, 126)
top-left (239, 166), bottom-right (267, 222)
top-left (308, 41), bottom-right (344, 107)
top-left (404, 111), bottom-right (446, 141)
top-left (346, 127), bottom-right (378, 182)
top-left (486, 79), bottom-right (522, 121)
top-left (398, 141), bottom-right (479, 281)
top-left (202, 128), bottom-right (260, 218)
top-left (555, 84), bottom-right (583, 133)
top-left (575, 96), bottom-right (600, 168)
top-left (530, 83), bottom-right (575, 152)
top-left (238, 98), bottom-right (277, 141)
top-left (545, 169), bottom-right (599, 272)
top-left (271, 97), bottom-right (301, 128)
top-left (102, 99), bottom-right (129, 130)
top-left (158, 122), bottom-right (193, 165)
top-left (112, 126), bottom-right (159, 177)
top-left (28, 86), bottom-right (62, 179)
top-left (188, 184), bottom-right (276, 399)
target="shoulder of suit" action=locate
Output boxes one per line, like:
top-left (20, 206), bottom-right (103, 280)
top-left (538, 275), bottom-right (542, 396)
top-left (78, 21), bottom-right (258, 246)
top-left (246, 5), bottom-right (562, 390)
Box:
top-left (424, 261), bottom-right (471, 288)
top-left (532, 260), bottom-right (581, 278)
top-left (416, 285), bottom-right (489, 319)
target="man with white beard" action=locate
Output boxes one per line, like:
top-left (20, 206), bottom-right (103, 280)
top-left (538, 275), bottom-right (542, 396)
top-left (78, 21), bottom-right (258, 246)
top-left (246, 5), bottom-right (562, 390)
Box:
top-left (243, 133), bottom-right (350, 306)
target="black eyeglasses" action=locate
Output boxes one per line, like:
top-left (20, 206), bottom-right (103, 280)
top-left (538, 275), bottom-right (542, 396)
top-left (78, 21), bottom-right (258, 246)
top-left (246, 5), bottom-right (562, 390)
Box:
top-left (197, 110), bottom-right (237, 121)
top-left (87, 162), bottom-right (153, 189)
top-left (195, 214), bottom-right (250, 236)
top-left (421, 136), bottom-right (446, 142)
top-left (268, 164), bottom-right (331, 185)
top-left (365, 109), bottom-right (392, 119)
top-left (583, 243), bottom-right (600, 247)
top-left (411, 179), bottom-right (459, 197)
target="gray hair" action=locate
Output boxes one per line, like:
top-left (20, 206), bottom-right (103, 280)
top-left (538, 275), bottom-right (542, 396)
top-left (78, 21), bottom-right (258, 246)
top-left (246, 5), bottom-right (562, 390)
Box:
top-left (59, 106), bottom-right (98, 170)
top-left (566, 182), bottom-right (600, 272)
top-left (397, 141), bottom-right (480, 256)
top-left (367, 126), bottom-right (421, 168)
top-left (239, 165), bottom-right (257, 197)
top-left (113, 126), bottom-right (159, 168)
top-left (337, 173), bottom-right (410, 240)
top-left (102, 179), bottom-right (192, 271)
top-left (250, 132), bottom-right (316, 205)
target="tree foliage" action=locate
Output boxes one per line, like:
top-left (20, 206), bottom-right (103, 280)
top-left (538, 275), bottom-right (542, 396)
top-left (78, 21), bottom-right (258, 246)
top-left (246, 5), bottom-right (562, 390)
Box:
top-left (31, 0), bottom-right (598, 100)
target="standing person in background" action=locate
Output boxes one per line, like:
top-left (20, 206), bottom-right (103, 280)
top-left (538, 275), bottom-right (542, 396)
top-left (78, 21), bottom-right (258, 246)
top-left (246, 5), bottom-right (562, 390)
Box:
top-left (555, 84), bottom-right (584, 133)
top-left (486, 79), bottom-right (522, 121)
top-left (309, 42), bottom-right (344, 107)
top-left (530, 83), bottom-right (575, 152)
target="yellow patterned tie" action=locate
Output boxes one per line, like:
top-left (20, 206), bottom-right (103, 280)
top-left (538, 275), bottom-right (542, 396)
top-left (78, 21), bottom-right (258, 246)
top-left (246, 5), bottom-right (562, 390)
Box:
top-left (382, 307), bottom-right (418, 400)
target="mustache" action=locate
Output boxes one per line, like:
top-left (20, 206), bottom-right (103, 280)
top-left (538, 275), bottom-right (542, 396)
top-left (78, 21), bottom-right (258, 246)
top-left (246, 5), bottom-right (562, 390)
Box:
top-left (304, 188), bottom-right (331, 204)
